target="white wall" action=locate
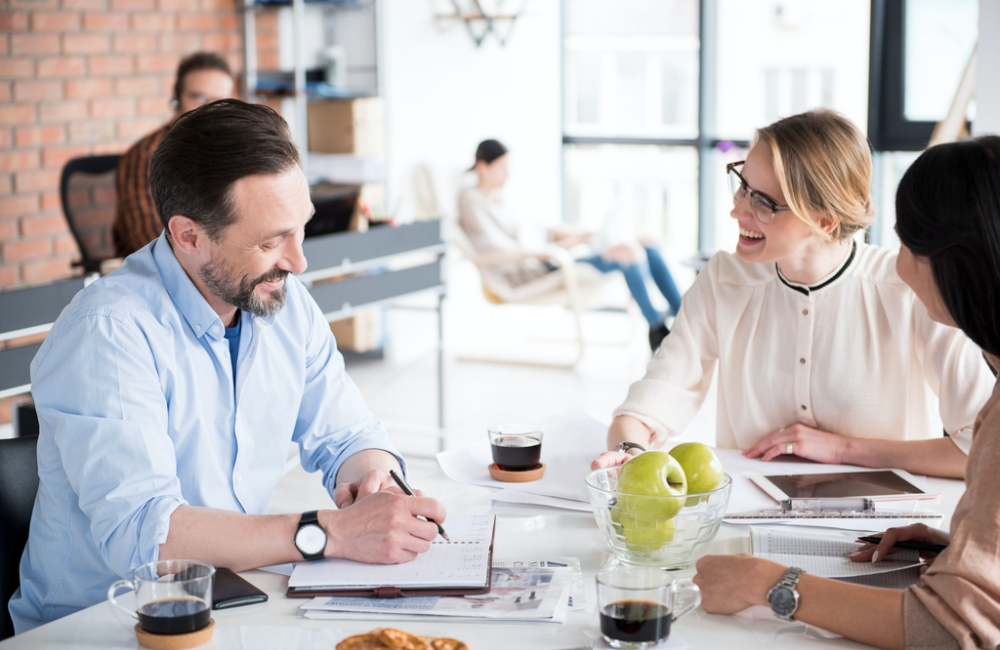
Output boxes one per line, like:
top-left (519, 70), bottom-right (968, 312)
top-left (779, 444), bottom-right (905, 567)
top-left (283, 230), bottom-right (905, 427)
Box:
top-left (975, 0), bottom-right (1000, 135)
top-left (381, 0), bottom-right (562, 227)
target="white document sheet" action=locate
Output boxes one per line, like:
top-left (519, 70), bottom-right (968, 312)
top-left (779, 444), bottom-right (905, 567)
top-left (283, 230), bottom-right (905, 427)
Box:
top-left (288, 515), bottom-right (494, 590)
top-left (300, 566), bottom-right (572, 622)
top-left (436, 408), bottom-right (606, 504)
top-left (750, 526), bottom-right (922, 578)
top-left (489, 489), bottom-right (593, 512)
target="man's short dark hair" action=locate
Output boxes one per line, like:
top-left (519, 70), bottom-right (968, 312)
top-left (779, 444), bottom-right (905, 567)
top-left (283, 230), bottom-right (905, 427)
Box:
top-left (172, 52), bottom-right (233, 105)
top-left (150, 99), bottom-right (301, 240)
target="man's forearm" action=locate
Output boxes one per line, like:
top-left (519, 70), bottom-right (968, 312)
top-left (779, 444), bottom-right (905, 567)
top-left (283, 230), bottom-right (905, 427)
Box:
top-left (842, 437), bottom-right (966, 479)
top-left (335, 448), bottom-right (402, 486)
top-left (159, 506), bottom-right (305, 572)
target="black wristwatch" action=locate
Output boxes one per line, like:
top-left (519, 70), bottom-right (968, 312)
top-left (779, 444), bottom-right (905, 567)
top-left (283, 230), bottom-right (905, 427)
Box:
top-left (294, 511), bottom-right (327, 561)
top-left (614, 442), bottom-right (646, 453)
top-left (767, 567), bottom-right (805, 621)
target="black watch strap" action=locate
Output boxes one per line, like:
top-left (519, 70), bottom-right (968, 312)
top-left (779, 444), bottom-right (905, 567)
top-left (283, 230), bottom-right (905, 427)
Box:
top-left (615, 442), bottom-right (646, 453)
top-left (295, 510), bottom-right (325, 561)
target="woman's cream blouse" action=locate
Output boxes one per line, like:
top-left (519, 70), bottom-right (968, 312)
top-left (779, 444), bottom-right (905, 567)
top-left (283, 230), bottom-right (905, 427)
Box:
top-left (613, 242), bottom-right (994, 452)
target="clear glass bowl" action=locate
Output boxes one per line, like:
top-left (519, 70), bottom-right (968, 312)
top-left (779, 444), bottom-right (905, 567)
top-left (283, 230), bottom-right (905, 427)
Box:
top-left (586, 466), bottom-right (733, 569)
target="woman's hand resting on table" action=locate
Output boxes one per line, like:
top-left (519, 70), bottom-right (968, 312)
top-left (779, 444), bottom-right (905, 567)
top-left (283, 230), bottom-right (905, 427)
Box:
top-left (742, 423), bottom-right (851, 464)
top-left (849, 523), bottom-right (951, 567)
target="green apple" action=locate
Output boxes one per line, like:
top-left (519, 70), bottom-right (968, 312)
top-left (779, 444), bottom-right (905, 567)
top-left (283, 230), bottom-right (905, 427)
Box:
top-left (611, 505), bottom-right (676, 551)
top-left (669, 442), bottom-right (724, 494)
top-left (615, 451), bottom-right (688, 520)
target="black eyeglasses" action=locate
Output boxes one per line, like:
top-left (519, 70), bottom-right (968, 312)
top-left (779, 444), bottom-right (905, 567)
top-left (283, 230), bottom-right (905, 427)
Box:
top-left (726, 161), bottom-right (790, 225)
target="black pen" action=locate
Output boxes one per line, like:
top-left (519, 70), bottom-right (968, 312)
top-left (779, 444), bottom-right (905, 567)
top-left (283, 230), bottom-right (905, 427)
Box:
top-left (857, 535), bottom-right (948, 554)
top-left (389, 469), bottom-right (450, 542)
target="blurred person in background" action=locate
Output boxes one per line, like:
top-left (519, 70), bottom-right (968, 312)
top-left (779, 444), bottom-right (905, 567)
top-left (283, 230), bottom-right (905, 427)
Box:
top-left (458, 139), bottom-right (683, 351)
top-left (112, 52), bottom-right (235, 257)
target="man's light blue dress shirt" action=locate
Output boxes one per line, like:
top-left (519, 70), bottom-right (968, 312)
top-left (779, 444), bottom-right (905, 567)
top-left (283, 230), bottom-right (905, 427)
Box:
top-left (9, 232), bottom-right (403, 633)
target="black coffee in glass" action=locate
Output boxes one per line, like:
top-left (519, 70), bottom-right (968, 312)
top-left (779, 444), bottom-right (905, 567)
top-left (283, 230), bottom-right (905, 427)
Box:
top-left (490, 435), bottom-right (542, 471)
top-left (137, 597), bottom-right (210, 635)
top-left (599, 600), bottom-right (672, 644)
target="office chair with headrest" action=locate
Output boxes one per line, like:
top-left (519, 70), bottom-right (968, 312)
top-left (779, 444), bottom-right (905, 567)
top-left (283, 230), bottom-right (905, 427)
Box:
top-left (0, 434), bottom-right (39, 640)
top-left (59, 155), bottom-right (121, 274)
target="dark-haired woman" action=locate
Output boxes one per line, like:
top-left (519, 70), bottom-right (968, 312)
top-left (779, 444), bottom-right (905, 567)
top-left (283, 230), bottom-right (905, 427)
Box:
top-left (693, 135), bottom-right (1000, 650)
top-left (457, 139), bottom-right (683, 350)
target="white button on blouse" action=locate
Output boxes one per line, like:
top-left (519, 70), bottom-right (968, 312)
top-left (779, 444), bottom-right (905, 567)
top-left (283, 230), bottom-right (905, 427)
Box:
top-left (614, 242), bottom-right (994, 453)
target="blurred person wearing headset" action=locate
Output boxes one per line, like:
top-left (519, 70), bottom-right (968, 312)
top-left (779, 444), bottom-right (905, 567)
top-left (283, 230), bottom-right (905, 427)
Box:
top-left (112, 52), bottom-right (235, 258)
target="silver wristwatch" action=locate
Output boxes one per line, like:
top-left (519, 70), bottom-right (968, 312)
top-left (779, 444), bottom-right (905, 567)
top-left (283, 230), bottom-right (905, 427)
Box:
top-left (614, 442), bottom-right (646, 453)
top-left (767, 567), bottom-right (805, 621)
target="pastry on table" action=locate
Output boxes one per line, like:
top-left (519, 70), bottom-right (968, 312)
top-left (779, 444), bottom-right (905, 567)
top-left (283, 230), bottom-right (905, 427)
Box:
top-left (335, 629), bottom-right (469, 650)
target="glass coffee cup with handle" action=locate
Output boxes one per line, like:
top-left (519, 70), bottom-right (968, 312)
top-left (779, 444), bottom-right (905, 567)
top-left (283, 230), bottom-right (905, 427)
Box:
top-left (107, 559), bottom-right (215, 635)
top-left (596, 564), bottom-right (701, 649)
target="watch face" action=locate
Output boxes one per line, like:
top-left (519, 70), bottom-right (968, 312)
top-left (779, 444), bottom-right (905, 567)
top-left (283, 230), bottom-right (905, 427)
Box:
top-left (295, 523), bottom-right (327, 556)
top-left (768, 586), bottom-right (797, 616)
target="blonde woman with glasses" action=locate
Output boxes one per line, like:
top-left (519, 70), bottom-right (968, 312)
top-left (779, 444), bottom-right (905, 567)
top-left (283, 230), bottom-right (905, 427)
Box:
top-left (591, 109), bottom-right (994, 479)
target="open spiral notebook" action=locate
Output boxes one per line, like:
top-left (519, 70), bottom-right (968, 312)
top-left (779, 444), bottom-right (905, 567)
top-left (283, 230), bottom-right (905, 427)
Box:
top-left (286, 515), bottom-right (496, 598)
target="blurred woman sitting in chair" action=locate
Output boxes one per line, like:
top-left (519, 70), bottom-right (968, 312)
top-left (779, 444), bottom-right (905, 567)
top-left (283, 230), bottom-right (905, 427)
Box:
top-left (458, 139), bottom-right (683, 351)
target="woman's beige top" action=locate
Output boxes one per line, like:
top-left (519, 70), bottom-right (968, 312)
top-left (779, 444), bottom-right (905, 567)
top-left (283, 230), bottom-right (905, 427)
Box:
top-left (907, 372), bottom-right (1000, 649)
top-left (613, 242), bottom-right (994, 451)
top-left (457, 186), bottom-right (551, 289)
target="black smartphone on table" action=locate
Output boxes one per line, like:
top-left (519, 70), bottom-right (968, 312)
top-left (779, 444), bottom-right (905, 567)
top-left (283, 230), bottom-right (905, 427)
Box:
top-left (212, 567), bottom-right (269, 610)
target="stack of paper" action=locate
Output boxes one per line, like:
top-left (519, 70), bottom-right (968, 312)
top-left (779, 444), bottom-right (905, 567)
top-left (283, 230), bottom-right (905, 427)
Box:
top-left (299, 560), bottom-right (577, 624)
top-left (436, 408), bottom-right (602, 512)
top-left (750, 526), bottom-right (923, 589)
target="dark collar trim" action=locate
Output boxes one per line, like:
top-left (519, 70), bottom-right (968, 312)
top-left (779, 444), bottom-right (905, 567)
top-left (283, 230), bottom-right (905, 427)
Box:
top-left (776, 272), bottom-right (810, 296)
top-left (775, 240), bottom-right (857, 297)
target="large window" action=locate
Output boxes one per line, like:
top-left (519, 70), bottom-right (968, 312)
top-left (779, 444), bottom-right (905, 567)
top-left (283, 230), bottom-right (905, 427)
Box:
top-left (563, 0), bottom-right (872, 263)
top-left (711, 0), bottom-right (871, 250)
top-left (867, 0), bottom-right (978, 246)
top-left (563, 0), bottom-right (701, 284)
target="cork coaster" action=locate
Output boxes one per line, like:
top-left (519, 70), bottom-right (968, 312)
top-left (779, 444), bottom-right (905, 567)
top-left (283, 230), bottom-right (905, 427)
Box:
top-left (135, 619), bottom-right (215, 650)
top-left (488, 462), bottom-right (546, 482)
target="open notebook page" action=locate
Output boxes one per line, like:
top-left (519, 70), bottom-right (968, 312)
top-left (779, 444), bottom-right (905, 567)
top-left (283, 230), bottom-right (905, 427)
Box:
top-left (750, 526), bottom-right (922, 579)
top-left (288, 515), bottom-right (494, 589)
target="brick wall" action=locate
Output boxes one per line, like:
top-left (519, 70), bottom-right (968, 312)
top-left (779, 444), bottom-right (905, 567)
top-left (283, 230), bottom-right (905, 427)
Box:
top-left (0, 2), bottom-right (282, 290)
top-left (0, 2), bottom-right (279, 425)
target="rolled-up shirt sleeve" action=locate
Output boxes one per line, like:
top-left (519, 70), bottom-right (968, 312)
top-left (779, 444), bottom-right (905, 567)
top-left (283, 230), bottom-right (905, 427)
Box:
top-left (30, 312), bottom-right (187, 580)
top-left (292, 295), bottom-right (404, 496)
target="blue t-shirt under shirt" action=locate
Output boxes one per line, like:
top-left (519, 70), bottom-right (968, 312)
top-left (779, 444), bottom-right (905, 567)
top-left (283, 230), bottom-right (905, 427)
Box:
top-left (224, 313), bottom-right (241, 386)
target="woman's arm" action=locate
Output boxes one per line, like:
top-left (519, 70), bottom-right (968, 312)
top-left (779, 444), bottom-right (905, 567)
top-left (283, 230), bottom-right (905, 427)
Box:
top-left (743, 424), bottom-right (966, 478)
top-left (694, 555), bottom-right (905, 650)
top-left (592, 415), bottom-right (655, 469)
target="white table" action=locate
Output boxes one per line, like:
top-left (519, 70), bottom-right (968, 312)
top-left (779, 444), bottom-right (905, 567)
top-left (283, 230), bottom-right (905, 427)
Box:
top-left (1, 471), bottom-right (966, 650)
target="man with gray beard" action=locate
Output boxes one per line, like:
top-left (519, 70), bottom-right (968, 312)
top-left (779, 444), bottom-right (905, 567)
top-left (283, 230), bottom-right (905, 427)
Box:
top-left (10, 100), bottom-right (445, 632)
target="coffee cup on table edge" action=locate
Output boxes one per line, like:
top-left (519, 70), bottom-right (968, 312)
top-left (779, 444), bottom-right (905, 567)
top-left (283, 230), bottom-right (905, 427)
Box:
top-left (108, 559), bottom-right (214, 637)
top-left (595, 564), bottom-right (700, 649)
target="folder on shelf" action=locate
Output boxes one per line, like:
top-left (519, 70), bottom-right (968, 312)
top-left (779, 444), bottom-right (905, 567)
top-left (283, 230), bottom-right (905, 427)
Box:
top-left (285, 515), bottom-right (496, 598)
